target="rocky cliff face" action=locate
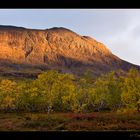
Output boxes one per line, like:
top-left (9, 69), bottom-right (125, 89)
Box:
top-left (0, 25), bottom-right (139, 77)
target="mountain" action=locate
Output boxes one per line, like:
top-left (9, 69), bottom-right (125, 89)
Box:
top-left (0, 25), bottom-right (139, 78)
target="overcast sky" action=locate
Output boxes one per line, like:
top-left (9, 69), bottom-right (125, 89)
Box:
top-left (0, 9), bottom-right (139, 65)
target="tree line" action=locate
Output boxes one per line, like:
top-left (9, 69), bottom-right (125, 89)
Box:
top-left (0, 68), bottom-right (139, 113)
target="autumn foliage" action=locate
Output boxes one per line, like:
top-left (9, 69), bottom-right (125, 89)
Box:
top-left (0, 68), bottom-right (139, 113)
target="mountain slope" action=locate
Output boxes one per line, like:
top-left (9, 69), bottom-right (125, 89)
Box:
top-left (0, 25), bottom-right (139, 78)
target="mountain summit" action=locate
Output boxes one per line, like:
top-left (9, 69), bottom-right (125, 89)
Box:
top-left (0, 25), bottom-right (139, 77)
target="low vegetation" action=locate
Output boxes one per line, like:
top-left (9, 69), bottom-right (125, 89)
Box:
top-left (0, 112), bottom-right (140, 131)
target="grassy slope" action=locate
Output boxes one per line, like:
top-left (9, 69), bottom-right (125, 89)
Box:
top-left (0, 112), bottom-right (140, 131)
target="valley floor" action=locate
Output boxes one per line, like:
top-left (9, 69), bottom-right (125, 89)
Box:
top-left (0, 112), bottom-right (140, 131)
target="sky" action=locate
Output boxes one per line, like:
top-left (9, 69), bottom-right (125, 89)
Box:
top-left (0, 9), bottom-right (140, 65)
